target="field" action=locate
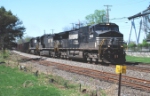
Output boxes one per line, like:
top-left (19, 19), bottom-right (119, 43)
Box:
top-left (126, 55), bottom-right (150, 63)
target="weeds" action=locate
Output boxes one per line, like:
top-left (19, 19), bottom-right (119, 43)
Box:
top-left (0, 51), bottom-right (107, 96)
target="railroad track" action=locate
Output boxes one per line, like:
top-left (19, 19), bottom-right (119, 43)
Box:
top-left (126, 65), bottom-right (150, 73)
top-left (14, 51), bottom-right (150, 92)
top-left (110, 64), bottom-right (150, 73)
top-left (17, 50), bottom-right (150, 73)
top-left (21, 55), bottom-right (150, 73)
top-left (29, 59), bottom-right (150, 92)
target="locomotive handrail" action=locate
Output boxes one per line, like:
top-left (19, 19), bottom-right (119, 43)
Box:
top-left (36, 45), bottom-right (39, 50)
top-left (98, 39), bottom-right (105, 58)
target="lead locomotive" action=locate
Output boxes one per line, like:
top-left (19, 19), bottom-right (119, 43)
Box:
top-left (19, 23), bottom-right (126, 63)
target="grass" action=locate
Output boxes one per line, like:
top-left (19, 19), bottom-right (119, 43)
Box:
top-left (0, 65), bottom-right (91, 96)
top-left (0, 65), bottom-right (61, 96)
top-left (126, 55), bottom-right (150, 63)
top-left (0, 50), bottom-right (90, 96)
top-left (0, 50), bottom-right (9, 62)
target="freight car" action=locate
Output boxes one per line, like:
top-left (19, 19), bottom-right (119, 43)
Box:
top-left (17, 42), bottom-right (29, 53)
top-left (19, 23), bottom-right (126, 63)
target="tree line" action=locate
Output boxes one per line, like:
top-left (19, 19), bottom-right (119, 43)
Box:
top-left (127, 39), bottom-right (150, 48)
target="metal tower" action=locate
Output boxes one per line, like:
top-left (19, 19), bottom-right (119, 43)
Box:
top-left (128, 6), bottom-right (150, 45)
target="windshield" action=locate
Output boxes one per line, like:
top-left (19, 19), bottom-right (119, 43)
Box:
top-left (95, 25), bottom-right (119, 31)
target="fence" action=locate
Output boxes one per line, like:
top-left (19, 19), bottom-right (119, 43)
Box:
top-left (126, 46), bottom-right (150, 52)
top-left (126, 46), bottom-right (150, 57)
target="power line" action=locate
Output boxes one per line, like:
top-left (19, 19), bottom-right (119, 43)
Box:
top-left (110, 17), bottom-right (128, 20)
top-left (113, 0), bottom-right (148, 7)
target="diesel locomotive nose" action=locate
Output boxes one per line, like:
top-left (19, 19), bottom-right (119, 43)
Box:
top-left (108, 37), bottom-right (119, 47)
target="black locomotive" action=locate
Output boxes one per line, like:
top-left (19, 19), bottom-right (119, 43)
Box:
top-left (18, 23), bottom-right (126, 63)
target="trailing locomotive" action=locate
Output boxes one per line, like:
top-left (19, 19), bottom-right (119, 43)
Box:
top-left (18, 23), bottom-right (126, 63)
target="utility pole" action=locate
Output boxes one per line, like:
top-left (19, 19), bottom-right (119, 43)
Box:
top-left (104, 5), bottom-right (112, 23)
top-left (51, 29), bottom-right (54, 34)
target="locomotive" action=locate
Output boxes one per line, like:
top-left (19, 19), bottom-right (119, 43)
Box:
top-left (18, 23), bottom-right (126, 63)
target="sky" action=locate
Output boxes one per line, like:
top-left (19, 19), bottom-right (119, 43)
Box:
top-left (0, 0), bottom-right (149, 43)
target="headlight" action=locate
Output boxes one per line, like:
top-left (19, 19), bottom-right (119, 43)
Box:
top-left (120, 45), bottom-right (123, 47)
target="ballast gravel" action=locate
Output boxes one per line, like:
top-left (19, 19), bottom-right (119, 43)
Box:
top-left (13, 50), bottom-right (150, 96)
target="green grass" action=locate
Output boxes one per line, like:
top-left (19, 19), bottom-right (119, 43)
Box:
top-left (0, 65), bottom-right (61, 96)
top-left (0, 50), bottom-right (9, 62)
top-left (0, 50), bottom-right (104, 96)
top-left (126, 55), bottom-right (150, 63)
top-left (0, 64), bottom-right (90, 96)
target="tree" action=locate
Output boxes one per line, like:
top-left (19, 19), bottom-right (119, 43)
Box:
top-left (85, 14), bottom-right (95, 25)
top-left (123, 41), bottom-right (127, 48)
top-left (146, 32), bottom-right (150, 40)
top-left (142, 39), bottom-right (149, 47)
top-left (17, 36), bottom-right (32, 44)
top-left (85, 10), bottom-right (106, 25)
top-left (137, 43), bottom-right (143, 47)
top-left (0, 6), bottom-right (25, 50)
top-left (128, 41), bottom-right (136, 48)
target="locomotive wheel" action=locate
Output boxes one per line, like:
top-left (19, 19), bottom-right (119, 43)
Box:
top-left (87, 57), bottom-right (92, 63)
top-left (95, 59), bottom-right (98, 64)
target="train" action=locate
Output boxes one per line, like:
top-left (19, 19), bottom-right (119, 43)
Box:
top-left (17, 23), bottom-right (126, 64)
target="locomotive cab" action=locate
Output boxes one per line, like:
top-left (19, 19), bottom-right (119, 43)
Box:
top-left (29, 37), bottom-right (41, 55)
top-left (39, 34), bottom-right (54, 56)
top-left (87, 23), bottom-right (126, 63)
